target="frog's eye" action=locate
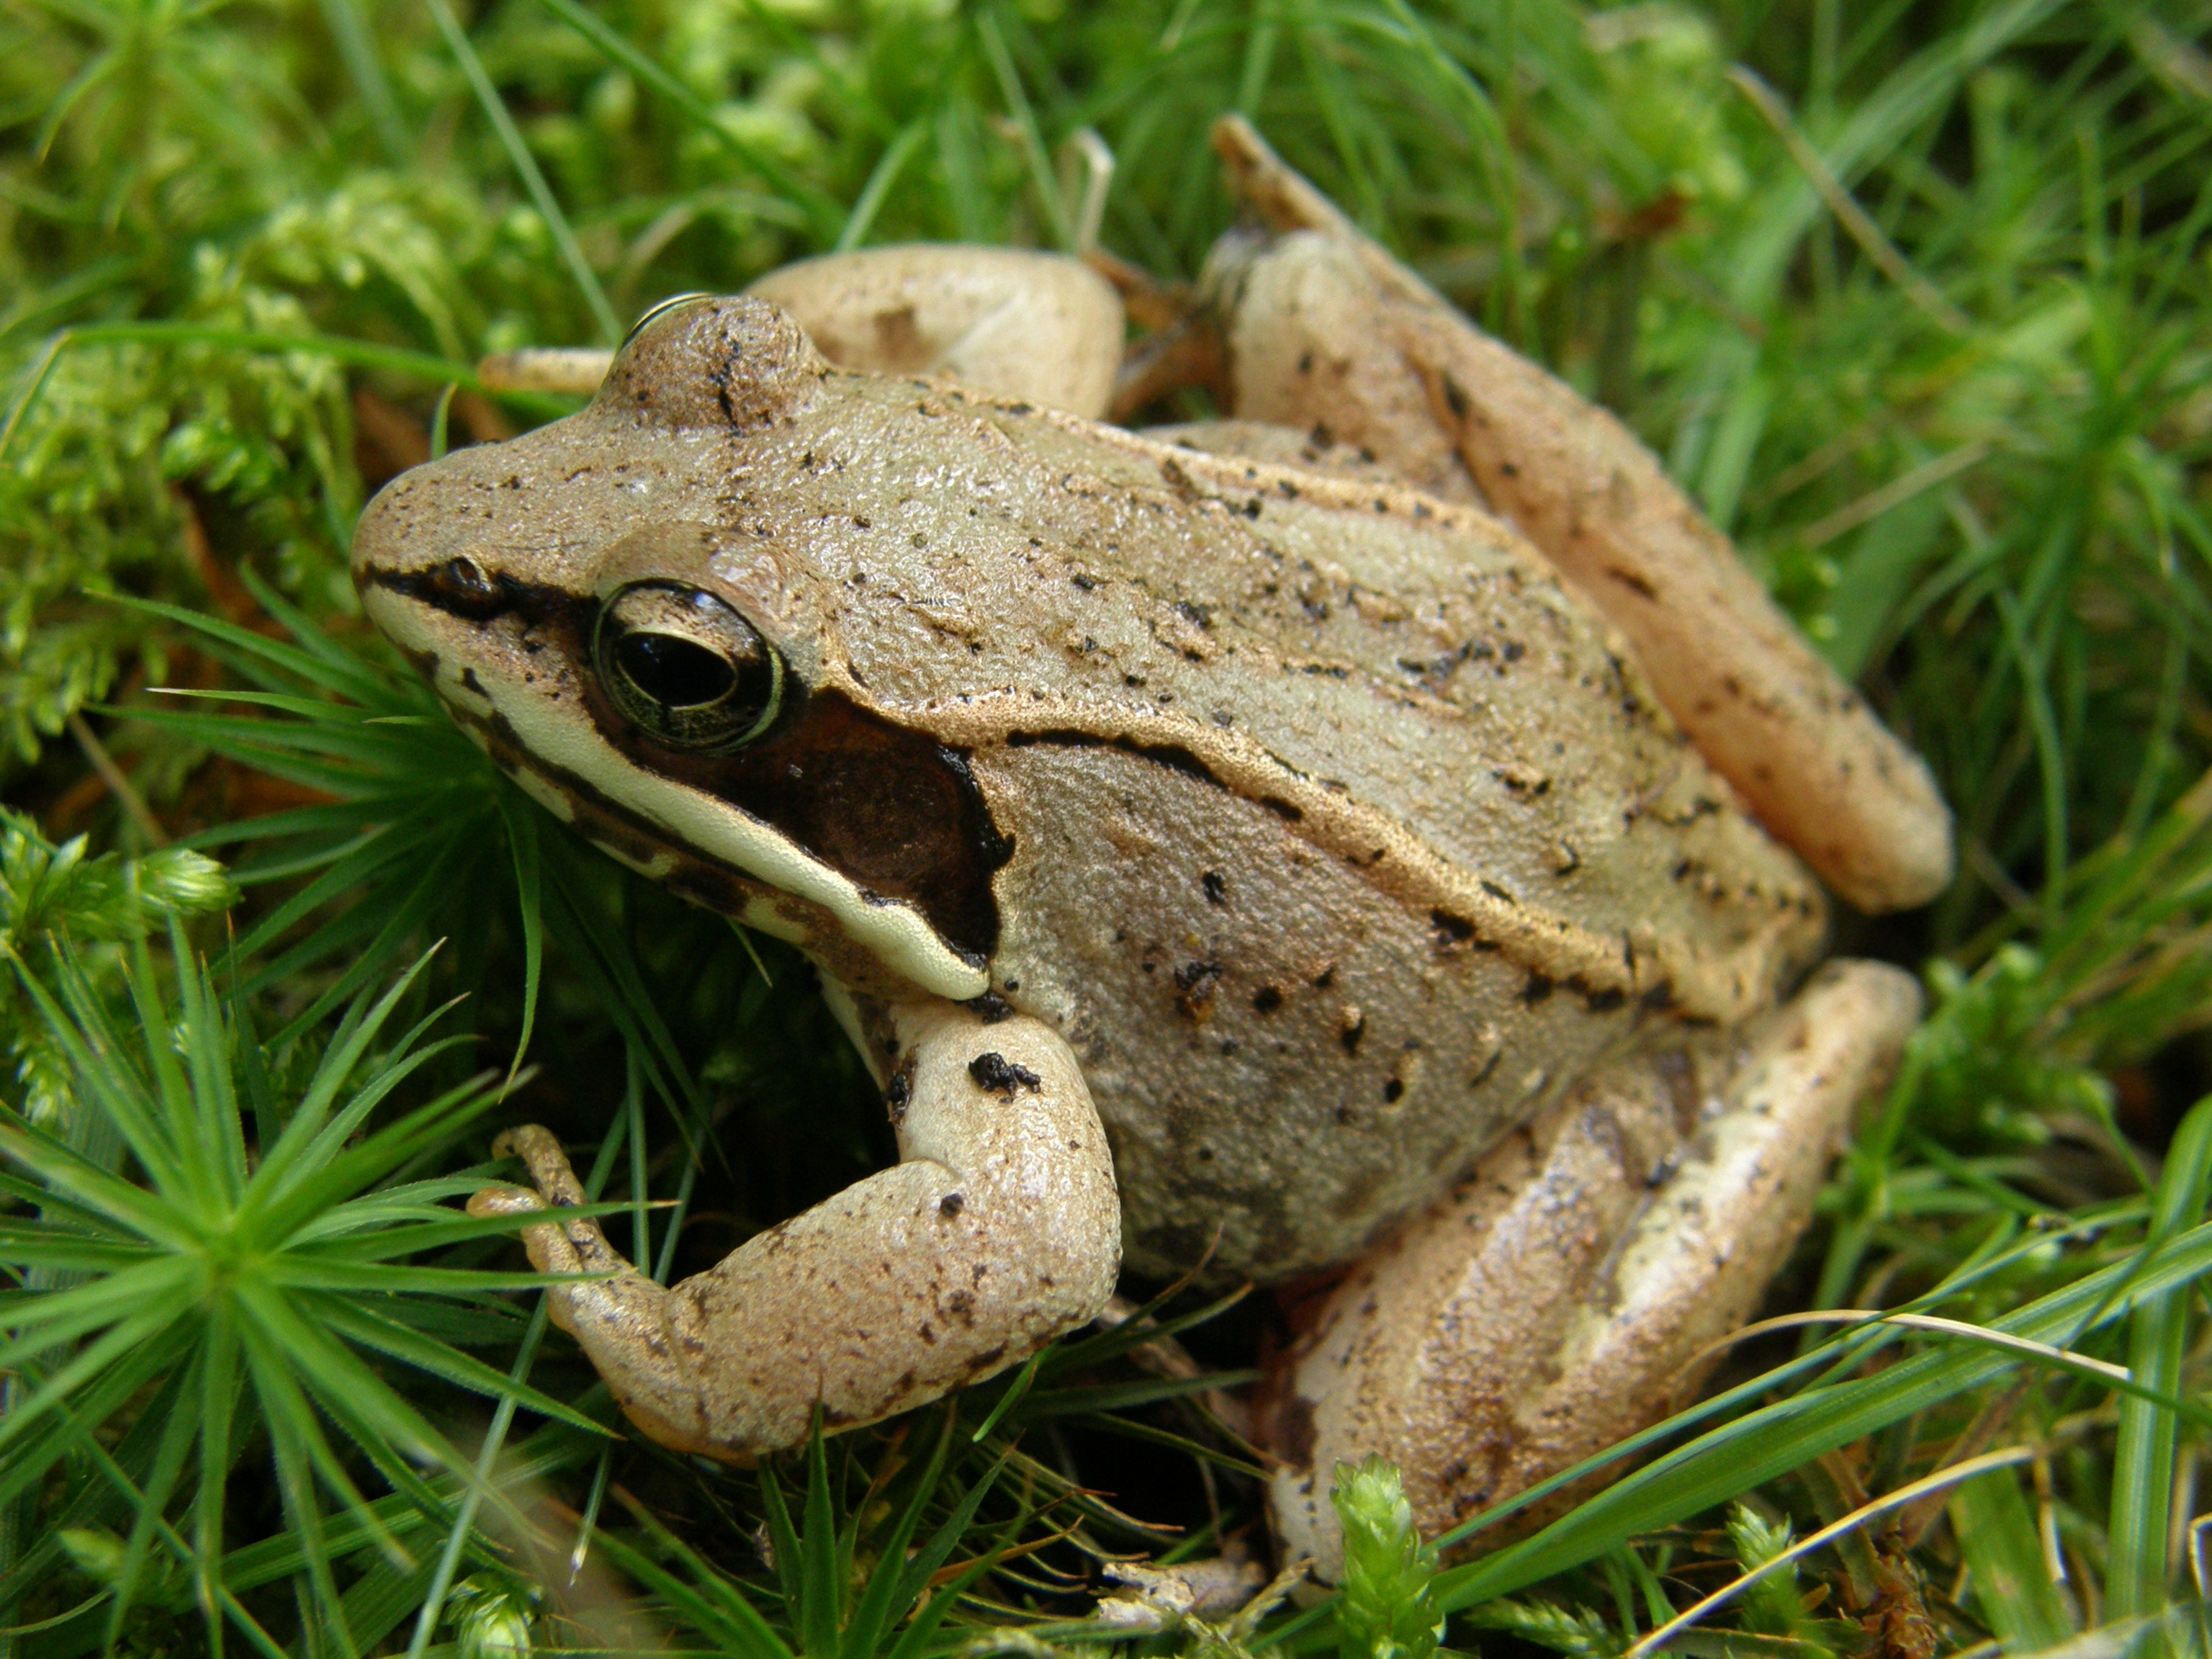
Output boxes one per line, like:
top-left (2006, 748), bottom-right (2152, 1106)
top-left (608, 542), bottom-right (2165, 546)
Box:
top-left (594, 580), bottom-right (785, 753)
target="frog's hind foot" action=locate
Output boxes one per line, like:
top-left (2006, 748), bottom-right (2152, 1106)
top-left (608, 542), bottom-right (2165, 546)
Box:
top-left (467, 1002), bottom-right (1120, 1462)
top-left (1259, 959), bottom-right (1921, 1581)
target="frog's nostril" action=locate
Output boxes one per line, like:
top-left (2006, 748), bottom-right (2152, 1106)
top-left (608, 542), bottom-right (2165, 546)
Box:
top-left (421, 555), bottom-right (506, 620)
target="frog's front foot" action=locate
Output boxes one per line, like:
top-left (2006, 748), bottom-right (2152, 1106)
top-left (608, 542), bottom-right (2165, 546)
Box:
top-left (1262, 959), bottom-right (1921, 1579)
top-left (468, 1002), bottom-right (1120, 1459)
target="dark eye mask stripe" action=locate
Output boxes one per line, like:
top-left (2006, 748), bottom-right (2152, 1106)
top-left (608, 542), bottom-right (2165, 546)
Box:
top-left (364, 563), bottom-right (582, 626)
top-left (374, 559), bottom-right (1008, 966)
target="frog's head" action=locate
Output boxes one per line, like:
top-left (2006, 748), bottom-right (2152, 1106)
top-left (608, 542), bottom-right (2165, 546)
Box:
top-left (351, 296), bottom-right (1003, 1003)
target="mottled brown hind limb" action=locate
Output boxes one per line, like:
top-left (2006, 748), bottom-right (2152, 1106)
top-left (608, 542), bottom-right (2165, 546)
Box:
top-left (1262, 959), bottom-right (1921, 1580)
top-left (1205, 116), bottom-right (1953, 915)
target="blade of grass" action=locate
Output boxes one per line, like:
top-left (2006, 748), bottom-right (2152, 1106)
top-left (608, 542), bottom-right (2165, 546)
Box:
top-left (2108, 1094), bottom-right (2212, 1618)
top-left (400, 1112), bottom-right (631, 1659)
top-left (1950, 1463), bottom-right (2076, 1650)
top-left (527, 0), bottom-right (846, 246)
top-left (1434, 1214), bottom-right (2212, 1609)
top-left (421, 0), bottom-right (619, 344)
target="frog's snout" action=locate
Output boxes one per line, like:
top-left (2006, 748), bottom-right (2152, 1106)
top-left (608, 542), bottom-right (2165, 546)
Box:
top-left (597, 294), bottom-right (827, 435)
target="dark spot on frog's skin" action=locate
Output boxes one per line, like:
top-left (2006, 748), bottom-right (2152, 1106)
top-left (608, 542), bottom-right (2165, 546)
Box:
top-left (885, 1057), bottom-right (915, 1125)
top-left (1004, 729), bottom-right (1236, 805)
top-left (1252, 986), bottom-right (1283, 1015)
top-left (1382, 1077), bottom-right (1405, 1104)
top-left (945, 1291), bottom-right (976, 1326)
top-left (1470, 1048), bottom-right (1503, 1089)
top-left (1431, 909), bottom-right (1476, 949)
top-left (1201, 870), bottom-right (1226, 906)
top-left (1174, 599), bottom-right (1213, 630)
top-left (1071, 572), bottom-right (1097, 592)
top-left (1313, 966), bottom-right (1336, 990)
top-left (968, 1052), bottom-right (1041, 1097)
top-left (459, 667), bottom-right (487, 696)
top-left (1442, 374), bottom-right (1470, 419)
top-left (1480, 879), bottom-right (1517, 904)
top-left (1641, 979), bottom-right (1679, 1014)
top-left (1339, 1012), bottom-right (1366, 1056)
top-left (1260, 796), bottom-right (1303, 821)
top-left (1578, 982), bottom-right (1628, 1013)
top-left (938, 1192), bottom-right (964, 1219)
top-left (853, 516), bottom-right (871, 529)
top-left (1274, 1393), bottom-right (1319, 1467)
top-left (964, 992), bottom-right (1015, 1024)
top-left (1521, 974), bottom-right (1556, 1005)
top-left (1173, 961), bottom-right (1223, 1021)
top-left (1607, 565), bottom-right (1658, 600)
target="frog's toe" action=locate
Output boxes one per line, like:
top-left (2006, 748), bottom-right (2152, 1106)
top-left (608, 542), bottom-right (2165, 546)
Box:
top-left (1262, 959), bottom-right (1920, 1581)
top-left (489, 1123), bottom-right (590, 1207)
top-left (464, 1183), bottom-right (545, 1220)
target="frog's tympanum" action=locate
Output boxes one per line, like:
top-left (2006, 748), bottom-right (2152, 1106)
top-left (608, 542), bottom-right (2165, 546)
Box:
top-left (354, 120), bottom-right (1949, 1577)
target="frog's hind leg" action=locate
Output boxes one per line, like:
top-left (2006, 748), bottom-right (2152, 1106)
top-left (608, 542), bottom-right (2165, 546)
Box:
top-left (1262, 959), bottom-right (1919, 1580)
top-left (1200, 117), bottom-right (1952, 917)
top-left (468, 1001), bottom-right (1120, 1459)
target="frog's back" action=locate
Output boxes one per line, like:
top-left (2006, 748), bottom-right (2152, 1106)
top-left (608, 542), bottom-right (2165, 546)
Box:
top-left (764, 375), bottom-right (1824, 1278)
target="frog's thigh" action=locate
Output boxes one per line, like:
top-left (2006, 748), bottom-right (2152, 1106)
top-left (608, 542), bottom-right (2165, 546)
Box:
top-left (747, 245), bottom-right (1123, 419)
top-left (1264, 958), bottom-right (1920, 1580)
top-left (1203, 119), bottom-right (1953, 917)
top-left (466, 1002), bottom-right (1120, 1459)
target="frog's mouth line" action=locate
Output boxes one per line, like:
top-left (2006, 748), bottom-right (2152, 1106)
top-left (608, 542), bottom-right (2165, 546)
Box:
top-left (363, 562), bottom-right (1012, 988)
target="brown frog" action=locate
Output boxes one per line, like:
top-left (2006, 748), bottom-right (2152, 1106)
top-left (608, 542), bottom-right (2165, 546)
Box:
top-left (351, 120), bottom-right (1945, 1575)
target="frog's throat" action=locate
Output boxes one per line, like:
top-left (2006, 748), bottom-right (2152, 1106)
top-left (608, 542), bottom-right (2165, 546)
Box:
top-left (446, 670), bottom-right (993, 1002)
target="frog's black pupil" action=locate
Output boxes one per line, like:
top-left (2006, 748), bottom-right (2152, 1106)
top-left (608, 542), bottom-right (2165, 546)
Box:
top-left (618, 632), bottom-right (736, 709)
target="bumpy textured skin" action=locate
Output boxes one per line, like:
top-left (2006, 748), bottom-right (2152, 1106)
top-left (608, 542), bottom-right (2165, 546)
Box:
top-left (749, 245), bottom-right (1124, 420)
top-left (1207, 117), bottom-right (1954, 916)
top-left (1264, 959), bottom-right (1922, 1578)
top-left (354, 295), bottom-right (1825, 1283)
top-left (467, 1003), bottom-right (1118, 1455)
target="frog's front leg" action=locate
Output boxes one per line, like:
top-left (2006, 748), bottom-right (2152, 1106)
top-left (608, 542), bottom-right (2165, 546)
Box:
top-left (1263, 959), bottom-right (1920, 1578)
top-left (469, 1000), bottom-right (1120, 1457)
